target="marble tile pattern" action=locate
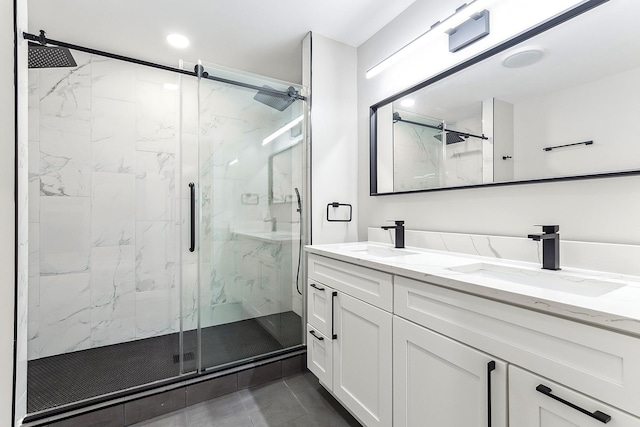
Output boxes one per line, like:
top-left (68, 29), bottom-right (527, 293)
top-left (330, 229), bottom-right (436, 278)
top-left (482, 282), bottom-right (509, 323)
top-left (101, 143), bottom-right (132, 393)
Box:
top-left (390, 112), bottom-right (485, 190)
top-left (28, 56), bottom-right (182, 359)
top-left (393, 119), bottom-right (442, 191)
top-left (28, 58), bottom-right (305, 359)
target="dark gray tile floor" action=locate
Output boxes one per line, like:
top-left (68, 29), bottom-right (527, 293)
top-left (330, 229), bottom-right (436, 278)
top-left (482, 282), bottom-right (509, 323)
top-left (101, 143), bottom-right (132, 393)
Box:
top-left (29, 312), bottom-right (302, 413)
top-left (131, 371), bottom-right (361, 427)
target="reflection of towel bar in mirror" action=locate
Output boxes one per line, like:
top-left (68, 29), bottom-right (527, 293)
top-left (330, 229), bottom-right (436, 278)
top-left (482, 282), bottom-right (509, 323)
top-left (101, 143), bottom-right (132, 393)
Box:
top-left (393, 112), bottom-right (488, 143)
top-left (543, 140), bottom-right (593, 152)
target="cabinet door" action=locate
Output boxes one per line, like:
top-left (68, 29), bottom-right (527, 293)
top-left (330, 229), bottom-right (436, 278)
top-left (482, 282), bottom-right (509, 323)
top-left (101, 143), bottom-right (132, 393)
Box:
top-left (307, 324), bottom-right (333, 389)
top-left (307, 280), bottom-right (333, 337)
top-left (333, 292), bottom-right (392, 427)
top-left (394, 316), bottom-right (507, 427)
top-left (509, 366), bottom-right (640, 427)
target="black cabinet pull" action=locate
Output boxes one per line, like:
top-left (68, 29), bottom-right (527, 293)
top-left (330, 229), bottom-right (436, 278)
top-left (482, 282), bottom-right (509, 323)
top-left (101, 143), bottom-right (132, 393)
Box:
top-left (331, 291), bottom-right (338, 340)
top-left (310, 283), bottom-right (325, 291)
top-left (536, 384), bottom-right (611, 424)
top-left (487, 361), bottom-right (496, 427)
top-left (309, 330), bottom-right (324, 341)
top-left (189, 183), bottom-right (195, 252)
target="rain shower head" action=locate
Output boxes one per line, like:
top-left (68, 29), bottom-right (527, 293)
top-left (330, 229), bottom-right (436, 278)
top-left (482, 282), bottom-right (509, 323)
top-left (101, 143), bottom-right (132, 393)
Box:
top-left (28, 42), bottom-right (77, 69)
top-left (254, 85), bottom-right (297, 111)
top-left (434, 132), bottom-right (467, 145)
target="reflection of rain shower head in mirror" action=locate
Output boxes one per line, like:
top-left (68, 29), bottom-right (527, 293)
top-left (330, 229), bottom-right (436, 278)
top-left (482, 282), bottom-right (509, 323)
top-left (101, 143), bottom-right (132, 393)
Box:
top-left (370, 0), bottom-right (640, 195)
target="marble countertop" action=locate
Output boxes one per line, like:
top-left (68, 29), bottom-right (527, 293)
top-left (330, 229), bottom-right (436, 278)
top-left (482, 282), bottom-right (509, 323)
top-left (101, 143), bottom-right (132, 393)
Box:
top-left (305, 242), bottom-right (640, 337)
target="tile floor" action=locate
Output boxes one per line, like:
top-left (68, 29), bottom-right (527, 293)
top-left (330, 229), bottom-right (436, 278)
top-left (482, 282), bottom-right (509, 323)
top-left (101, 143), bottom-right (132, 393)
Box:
top-left (130, 371), bottom-right (362, 427)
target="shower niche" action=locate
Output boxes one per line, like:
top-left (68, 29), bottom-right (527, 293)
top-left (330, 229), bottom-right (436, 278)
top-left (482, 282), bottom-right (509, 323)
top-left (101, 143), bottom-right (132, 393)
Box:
top-left (25, 51), bottom-right (306, 416)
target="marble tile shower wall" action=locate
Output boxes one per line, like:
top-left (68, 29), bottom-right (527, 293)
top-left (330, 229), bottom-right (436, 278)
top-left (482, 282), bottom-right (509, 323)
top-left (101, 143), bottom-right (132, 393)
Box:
top-left (28, 53), bottom-right (183, 360)
top-left (179, 78), bottom-right (303, 332)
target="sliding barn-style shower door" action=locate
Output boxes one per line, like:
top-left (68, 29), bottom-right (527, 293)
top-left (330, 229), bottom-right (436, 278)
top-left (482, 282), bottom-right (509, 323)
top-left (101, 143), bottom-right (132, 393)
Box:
top-left (180, 60), bottom-right (306, 374)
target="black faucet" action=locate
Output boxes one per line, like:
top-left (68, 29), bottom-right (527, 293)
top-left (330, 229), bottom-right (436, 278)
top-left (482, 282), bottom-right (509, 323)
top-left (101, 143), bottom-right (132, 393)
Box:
top-left (527, 225), bottom-right (560, 270)
top-left (381, 220), bottom-right (405, 249)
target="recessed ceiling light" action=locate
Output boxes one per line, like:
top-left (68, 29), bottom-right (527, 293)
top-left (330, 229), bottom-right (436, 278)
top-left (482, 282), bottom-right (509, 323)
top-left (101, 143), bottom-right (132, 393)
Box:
top-left (166, 34), bottom-right (190, 49)
top-left (400, 99), bottom-right (415, 108)
top-left (502, 48), bottom-right (544, 68)
top-left (163, 83), bottom-right (179, 91)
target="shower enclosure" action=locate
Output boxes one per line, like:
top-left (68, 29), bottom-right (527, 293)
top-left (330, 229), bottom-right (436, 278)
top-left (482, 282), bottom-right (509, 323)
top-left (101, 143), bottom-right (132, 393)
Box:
top-left (26, 47), bottom-right (306, 416)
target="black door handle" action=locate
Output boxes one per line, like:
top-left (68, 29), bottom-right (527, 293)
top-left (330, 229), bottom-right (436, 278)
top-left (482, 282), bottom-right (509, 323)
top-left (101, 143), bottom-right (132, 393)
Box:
top-left (331, 291), bottom-right (337, 340)
top-left (487, 361), bottom-right (496, 427)
top-left (310, 283), bottom-right (325, 291)
top-left (536, 384), bottom-right (611, 424)
top-left (309, 330), bottom-right (324, 341)
top-left (189, 183), bottom-right (195, 252)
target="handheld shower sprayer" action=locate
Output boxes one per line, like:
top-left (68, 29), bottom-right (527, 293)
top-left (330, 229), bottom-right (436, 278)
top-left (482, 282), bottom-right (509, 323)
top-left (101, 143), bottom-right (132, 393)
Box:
top-left (294, 187), bottom-right (302, 213)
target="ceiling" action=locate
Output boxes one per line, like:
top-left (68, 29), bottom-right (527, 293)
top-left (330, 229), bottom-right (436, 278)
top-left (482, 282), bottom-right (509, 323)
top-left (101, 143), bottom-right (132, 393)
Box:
top-left (28, 0), bottom-right (416, 84)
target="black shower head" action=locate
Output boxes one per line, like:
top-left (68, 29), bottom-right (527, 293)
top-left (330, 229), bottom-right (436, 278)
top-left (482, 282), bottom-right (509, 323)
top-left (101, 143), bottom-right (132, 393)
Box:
top-left (253, 85), bottom-right (297, 111)
top-left (434, 132), bottom-right (467, 145)
top-left (28, 42), bottom-right (77, 69)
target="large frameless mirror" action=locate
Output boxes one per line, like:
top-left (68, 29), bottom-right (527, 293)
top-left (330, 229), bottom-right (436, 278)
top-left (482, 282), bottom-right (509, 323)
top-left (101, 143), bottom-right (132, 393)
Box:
top-left (370, 0), bottom-right (640, 195)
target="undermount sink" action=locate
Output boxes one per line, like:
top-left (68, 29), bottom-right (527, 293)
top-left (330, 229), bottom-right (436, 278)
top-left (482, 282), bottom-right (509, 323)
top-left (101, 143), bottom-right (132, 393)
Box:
top-left (447, 263), bottom-right (625, 297)
top-left (345, 245), bottom-right (418, 258)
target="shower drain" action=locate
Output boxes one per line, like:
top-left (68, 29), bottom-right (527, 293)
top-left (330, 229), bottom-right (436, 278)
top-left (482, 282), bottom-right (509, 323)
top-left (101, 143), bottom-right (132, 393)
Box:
top-left (173, 352), bottom-right (195, 364)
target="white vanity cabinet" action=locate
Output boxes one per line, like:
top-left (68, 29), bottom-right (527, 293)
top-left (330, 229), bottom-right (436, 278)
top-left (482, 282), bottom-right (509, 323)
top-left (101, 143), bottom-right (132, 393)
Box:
top-left (305, 250), bottom-right (640, 426)
top-left (393, 316), bottom-right (507, 427)
top-left (394, 275), bottom-right (640, 424)
top-left (509, 366), bottom-right (640, 427)
top-left (307, 254), bottom-right (393, 427)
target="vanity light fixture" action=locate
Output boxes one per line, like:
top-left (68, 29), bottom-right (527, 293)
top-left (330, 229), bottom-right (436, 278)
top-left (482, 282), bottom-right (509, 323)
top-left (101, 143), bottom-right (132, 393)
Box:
top-left (366, 0), bottom-right (493, 79)
top-left (166, 33), bottom-right (190, 49)
top-left (262, 115), bottom-right (304, 146)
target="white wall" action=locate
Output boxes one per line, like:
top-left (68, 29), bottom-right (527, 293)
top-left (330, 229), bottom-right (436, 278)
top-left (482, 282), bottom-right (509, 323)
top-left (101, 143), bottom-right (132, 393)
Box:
top-left (514, 66), bottom-right (640, 180)
top-left (357, 0), bottom-right (640, 245)
top-left (308, 34), bottom-right (358, 244)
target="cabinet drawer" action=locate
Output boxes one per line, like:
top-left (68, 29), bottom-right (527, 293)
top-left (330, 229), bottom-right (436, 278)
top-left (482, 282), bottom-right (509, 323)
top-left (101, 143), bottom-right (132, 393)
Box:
top-left (395, 275), bottom-right (640, 417)
top-left (308, 254), bottom-right (393, 311)
top-left (307, 324), bottom-right (332, 389)
top-left (307, 280), bottom-right (334, 337)
top-left (510, 366), bottom-right (640, 426)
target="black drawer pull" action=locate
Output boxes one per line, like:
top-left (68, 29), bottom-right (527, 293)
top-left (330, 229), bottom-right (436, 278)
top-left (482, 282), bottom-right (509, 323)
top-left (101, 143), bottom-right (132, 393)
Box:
top-left (310, 283), bottom-right (325, 291)
top-left (536, 384), bottom-right (611, 424)
top-left (331, 291), bottom-right (338, 340)
top-left (487, 361), bottom-right (496, 427)
top-left (309, 330), bottom-right (324, 341)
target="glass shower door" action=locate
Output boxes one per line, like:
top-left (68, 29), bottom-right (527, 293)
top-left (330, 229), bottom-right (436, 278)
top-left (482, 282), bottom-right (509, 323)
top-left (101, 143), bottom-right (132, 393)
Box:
top-left (193, 61), bottom-right (305, 372)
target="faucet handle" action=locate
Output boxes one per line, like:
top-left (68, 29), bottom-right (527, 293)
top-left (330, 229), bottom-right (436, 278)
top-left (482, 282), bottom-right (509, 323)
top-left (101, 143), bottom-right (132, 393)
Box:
top-left (395, 220), bottom-right (405, 226)
top-left (534, 224), bottom-right (559, 233)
